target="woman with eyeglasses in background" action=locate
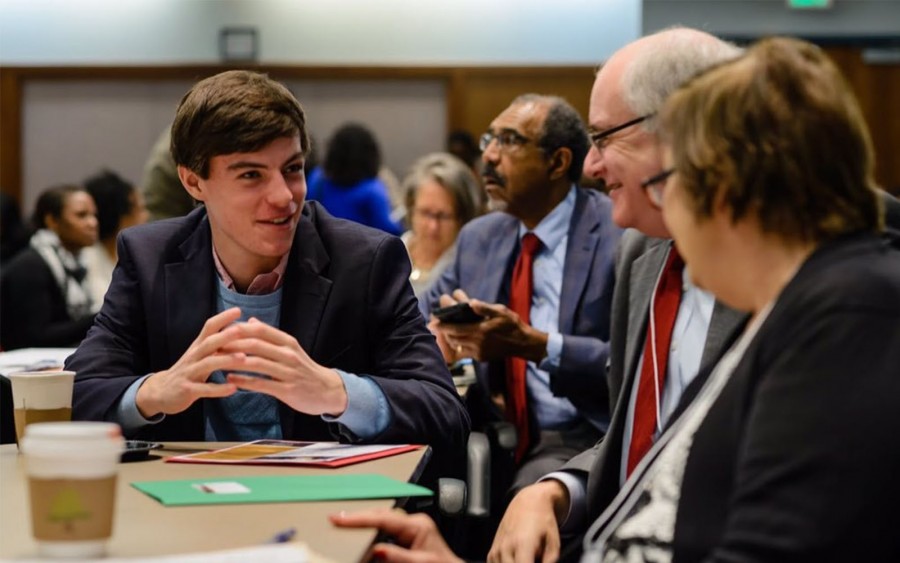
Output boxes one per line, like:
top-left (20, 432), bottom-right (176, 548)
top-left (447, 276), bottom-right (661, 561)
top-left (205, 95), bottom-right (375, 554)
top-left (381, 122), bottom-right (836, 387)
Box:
top-left (400, 153), bottom-right (483, 297)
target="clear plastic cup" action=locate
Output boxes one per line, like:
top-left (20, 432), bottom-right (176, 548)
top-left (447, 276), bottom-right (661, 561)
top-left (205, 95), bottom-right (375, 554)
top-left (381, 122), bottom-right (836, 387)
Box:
top-left (21, 422), bottom-right (124, 558)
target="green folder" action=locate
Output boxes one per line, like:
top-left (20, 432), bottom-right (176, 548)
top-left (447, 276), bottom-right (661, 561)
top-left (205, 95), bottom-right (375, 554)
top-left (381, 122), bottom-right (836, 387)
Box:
top-left (131, 473), bottom-right (432, 506)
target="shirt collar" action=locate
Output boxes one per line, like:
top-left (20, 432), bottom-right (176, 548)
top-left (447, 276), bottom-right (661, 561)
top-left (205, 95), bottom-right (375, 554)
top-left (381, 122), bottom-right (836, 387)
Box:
top-left (212, 248), bottom-right (289, 295)
top-left (518, 185), bottom-right (577, 251)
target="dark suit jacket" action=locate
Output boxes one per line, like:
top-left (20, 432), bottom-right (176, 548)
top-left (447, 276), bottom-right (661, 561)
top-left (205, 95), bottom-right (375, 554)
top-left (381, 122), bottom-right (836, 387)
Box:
top-left (69, 204), bottom-right (469, 465)
top-left (0, 247), bottom-right (96, 350)
top-left (598, 233), bottom-right (900, 562)
top-left (881, 189), bottom-right (900, 245)
top-left (421, 188), bottom-right (621, 431)
top-left (563, 229), bottom-right (748, 548)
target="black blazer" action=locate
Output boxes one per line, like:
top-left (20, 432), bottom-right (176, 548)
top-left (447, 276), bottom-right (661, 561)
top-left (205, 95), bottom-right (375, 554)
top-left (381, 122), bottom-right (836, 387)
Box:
top-left (590, 233), bottom-right (900, 562)
top-left (69, 204), bottom-right (469, 467)
top-left (0, 247), bottom-right (95, 350)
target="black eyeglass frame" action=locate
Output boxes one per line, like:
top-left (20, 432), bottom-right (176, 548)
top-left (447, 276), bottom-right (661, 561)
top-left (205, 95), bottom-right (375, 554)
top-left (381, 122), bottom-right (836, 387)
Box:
top-left (640, 168), bottom-right (675, 207)
top-left (479, 130), bottom-right (535, 152)
top-left (588, 113), bottom-right (654, 150)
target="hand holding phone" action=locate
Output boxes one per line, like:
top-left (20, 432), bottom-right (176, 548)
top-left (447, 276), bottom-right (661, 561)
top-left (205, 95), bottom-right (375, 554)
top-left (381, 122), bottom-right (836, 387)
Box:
top-left (432, 302), bottom-right (485, 324)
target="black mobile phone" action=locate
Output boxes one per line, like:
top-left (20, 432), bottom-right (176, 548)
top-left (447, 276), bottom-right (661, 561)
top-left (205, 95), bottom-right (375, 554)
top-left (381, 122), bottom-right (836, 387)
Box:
top-left (432, 302), bottom-right (485, 324)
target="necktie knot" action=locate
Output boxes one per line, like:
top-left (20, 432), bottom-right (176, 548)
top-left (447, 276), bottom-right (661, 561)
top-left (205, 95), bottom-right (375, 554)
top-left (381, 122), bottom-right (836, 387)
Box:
top-left (520, 232), bottom-right (542, 257)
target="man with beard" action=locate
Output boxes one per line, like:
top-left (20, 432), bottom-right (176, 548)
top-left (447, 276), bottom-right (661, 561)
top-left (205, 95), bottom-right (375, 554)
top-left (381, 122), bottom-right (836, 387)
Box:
top-left (421, 94), bottom-right (621, 503)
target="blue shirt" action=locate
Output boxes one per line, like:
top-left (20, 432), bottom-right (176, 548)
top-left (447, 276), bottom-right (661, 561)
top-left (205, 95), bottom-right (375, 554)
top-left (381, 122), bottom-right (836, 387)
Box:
top-left (115, 265), bottom-right (391, 440)
top-left (307, 167), bottom-right (401, 236)
top-left (548, 247), bottom-right (716, 530)
top-left (521, 186), bottom-right (581, 430)
top-left (617, 261), bottom-right (715, 486)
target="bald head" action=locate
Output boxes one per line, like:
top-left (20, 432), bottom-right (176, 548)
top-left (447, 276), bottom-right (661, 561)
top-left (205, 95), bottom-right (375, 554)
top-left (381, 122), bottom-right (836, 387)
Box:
top-left (583, 27), bottom-right (742, 236)
top-left (613, 27), bottom-right (743, 127)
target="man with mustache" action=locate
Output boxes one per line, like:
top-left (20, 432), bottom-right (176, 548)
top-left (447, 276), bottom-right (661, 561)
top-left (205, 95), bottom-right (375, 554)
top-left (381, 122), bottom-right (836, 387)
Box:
top-left (421, 94), bottom-right (621, 508)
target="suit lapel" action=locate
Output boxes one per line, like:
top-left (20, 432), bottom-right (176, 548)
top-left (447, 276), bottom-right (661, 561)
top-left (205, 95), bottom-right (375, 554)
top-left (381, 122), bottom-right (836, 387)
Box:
top-left (624, 239), bottom-right (670, 386)
top-left (165, 216), bottom-right (216, 367)
top-left (277, 206), bottom-right (333, 433)
top-left (280, 206), bottom-right (333, 357)
top-left (700, 304), bottom-right (749, 370)
top-left (558, 190), bottom-right (600, 334)
top-left (480, 218), bottom-right (519, 302)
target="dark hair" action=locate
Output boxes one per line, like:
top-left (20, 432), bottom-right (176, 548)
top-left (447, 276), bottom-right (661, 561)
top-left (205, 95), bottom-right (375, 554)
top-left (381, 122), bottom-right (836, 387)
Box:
top-left (171, 70), bottom-right (309, 179)
top-left (1, 193), bottom-right (29, 261)
top-left (513, 94), bottom-right (589, 183)
top-left (661, 36), bottom-right (881, 243)
top-left (84, 170), bottom-right (135, 240)
top-left (323, 123), bottom-right (381, 187)
top-left (31, 185), bottom-right (87, 230)
top-left (446, 130), bottom-right (481, 168)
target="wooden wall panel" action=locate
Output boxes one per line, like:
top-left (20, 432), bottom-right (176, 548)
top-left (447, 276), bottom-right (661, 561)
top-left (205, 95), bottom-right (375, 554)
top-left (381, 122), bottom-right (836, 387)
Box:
top-left (823, 47), bottom-right (900, 194)
top-left (2, 54), bottom-right (897, 208)
top-left (453, 67), bottom-right (596, 138)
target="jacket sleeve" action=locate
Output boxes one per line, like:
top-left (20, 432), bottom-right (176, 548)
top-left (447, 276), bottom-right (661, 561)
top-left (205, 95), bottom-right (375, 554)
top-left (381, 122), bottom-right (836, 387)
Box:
top-left (69, 233), bottom-right (150, 423)
top-left (360, 235), bottom-right (470, 462)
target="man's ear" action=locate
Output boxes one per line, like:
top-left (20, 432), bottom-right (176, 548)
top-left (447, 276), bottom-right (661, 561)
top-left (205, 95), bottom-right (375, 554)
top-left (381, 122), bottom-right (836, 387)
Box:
top-left (547, 147), bottom-right (573, 182)
top-left (177, 165), bottom-right (206, 202)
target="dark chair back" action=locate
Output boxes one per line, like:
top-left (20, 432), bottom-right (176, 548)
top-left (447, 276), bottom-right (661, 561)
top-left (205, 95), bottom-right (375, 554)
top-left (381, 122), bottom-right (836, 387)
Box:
top-left (0, 374), bottom-right (15, 444)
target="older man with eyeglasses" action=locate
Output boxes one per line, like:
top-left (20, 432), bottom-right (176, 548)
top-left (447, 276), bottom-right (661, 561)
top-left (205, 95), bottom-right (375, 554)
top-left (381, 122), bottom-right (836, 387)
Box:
top-left (419, 93), bottom-right (622, 523)
top-left (486, 28), bottom-right (748, 563)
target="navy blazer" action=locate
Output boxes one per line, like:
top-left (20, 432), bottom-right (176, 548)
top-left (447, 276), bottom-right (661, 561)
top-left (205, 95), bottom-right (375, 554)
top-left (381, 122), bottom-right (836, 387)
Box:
top-left (421, 188), bottom-right (621, 428)
top-left (69, 203), bottom-right (469, 464)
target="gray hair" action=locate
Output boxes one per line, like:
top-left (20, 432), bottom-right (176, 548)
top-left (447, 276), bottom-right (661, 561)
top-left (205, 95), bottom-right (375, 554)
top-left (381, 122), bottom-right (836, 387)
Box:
top-left (622, 26), bottom-right (743, 131)
top-left (403, 152), bottom-right (483, 225)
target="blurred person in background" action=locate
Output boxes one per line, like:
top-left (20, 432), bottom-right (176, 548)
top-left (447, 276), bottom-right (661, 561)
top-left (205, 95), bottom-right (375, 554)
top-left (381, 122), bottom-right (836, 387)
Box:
top-left (1, 185), bottom-right (98, 349)
top-left (307, 123), bottom-right (402, 235)
top-left (1, 192), bottom-right (29, 264)
top-left (401, 152), bottom-right (482, 297)
top-left (446, 129), bottom-right (483, 177)
top-left (82, 169), bottom-right (149, 310)
top-left (142, 125), bottom-right (195, 221)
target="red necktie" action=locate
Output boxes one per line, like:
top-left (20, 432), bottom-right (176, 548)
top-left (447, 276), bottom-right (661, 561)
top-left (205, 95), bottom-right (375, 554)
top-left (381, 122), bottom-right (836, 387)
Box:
top-left (626, 247), bottom-right (684, 476)
top-left (506, 233), bottom-right (542, 463)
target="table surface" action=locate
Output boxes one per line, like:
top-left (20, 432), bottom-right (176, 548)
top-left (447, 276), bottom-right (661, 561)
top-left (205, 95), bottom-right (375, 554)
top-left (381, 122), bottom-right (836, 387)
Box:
top-left (0, 442), bottom-right (429, 562)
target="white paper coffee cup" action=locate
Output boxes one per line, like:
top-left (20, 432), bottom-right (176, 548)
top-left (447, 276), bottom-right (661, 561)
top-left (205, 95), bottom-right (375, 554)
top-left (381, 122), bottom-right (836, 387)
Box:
top-left (21, 422), bottom-right (124, 558)
top-left (7, 370), bottom-right (75, 444)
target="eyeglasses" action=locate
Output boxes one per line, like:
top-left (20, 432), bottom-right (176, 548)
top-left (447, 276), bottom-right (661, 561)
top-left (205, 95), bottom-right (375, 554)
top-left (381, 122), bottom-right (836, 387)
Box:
top-left (640, 168), bottom-right (674, 208)
top-left (412, 208), bottom-right (457, 224)
top-left (479, 130), bottom-right (534, 152)
top-left (588, 114), bottom-right (654, 152)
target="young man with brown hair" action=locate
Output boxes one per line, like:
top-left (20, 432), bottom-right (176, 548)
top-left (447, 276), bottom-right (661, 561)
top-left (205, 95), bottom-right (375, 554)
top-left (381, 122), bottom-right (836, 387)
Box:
top-left (70, 71), bottom-right (469, 469)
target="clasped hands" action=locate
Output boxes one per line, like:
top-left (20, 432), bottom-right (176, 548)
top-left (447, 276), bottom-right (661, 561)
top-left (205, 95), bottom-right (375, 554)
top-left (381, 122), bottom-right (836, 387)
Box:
top-left (135, 307), bottom-right (347, 419)
top-left (428, 289), bottom-right (549, 366)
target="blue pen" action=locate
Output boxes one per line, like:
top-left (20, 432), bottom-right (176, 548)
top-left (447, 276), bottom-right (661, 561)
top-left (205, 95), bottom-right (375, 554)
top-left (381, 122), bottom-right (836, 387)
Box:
top-left (266, 527), bottom-right (297, 544)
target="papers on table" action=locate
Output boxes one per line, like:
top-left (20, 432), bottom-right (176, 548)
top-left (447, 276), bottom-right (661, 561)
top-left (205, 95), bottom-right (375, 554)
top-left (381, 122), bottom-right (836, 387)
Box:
top-left (0, 348), bottom-right (75, 375)
top-left (166, 439), bottom-right (422, 468)
top-left (131, 473), bottom-right (432, 506)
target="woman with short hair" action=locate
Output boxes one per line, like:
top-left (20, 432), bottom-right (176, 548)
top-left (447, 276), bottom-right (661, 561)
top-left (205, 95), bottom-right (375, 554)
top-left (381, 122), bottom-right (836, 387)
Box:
top-left (587, 37), bottom-right (900, 562)
top-left (401, 152), bottom-right (482, 297)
